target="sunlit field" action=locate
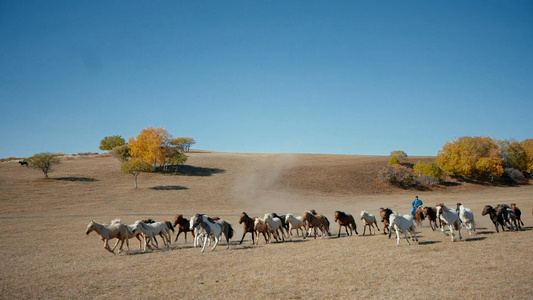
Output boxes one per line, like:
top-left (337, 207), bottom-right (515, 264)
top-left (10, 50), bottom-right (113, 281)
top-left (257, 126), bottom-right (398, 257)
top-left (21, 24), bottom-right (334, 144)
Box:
top-left (1, 152), bottom-right (532, 299)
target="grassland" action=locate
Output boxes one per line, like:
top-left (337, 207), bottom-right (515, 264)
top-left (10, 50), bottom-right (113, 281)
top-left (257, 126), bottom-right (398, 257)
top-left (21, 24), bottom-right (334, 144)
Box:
top-left (1, 151), bottom-right (532, 299)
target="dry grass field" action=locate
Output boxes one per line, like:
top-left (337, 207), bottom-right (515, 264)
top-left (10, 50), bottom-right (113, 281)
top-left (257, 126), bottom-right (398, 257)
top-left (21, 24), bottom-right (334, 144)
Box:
top-left (1, 151), bottom-right (532, 299)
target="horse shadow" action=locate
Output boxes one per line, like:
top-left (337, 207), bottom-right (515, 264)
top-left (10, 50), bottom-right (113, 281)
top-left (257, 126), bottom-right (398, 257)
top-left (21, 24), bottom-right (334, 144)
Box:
top-left (476, 230), bottom-right (496, 235)
top-left (149, 185), bottom-right (188, 191)
top-left (418, 240), bottom-right (441, 245)
top-left (53, 177), bottom-right (99, 182)
top-left (465, 237), bottom-right (486, 242)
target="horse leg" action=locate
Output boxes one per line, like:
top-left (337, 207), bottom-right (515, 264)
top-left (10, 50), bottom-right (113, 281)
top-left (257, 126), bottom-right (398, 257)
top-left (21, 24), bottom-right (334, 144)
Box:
top-left (212, 236), bottom-right (220, 251)
top-left (395, 229), bottom-right (400, 246)
top-left (110, 238), bottom-right (121, 252)
top-left (201, 234), bottom-right (208, 253)
top-left (174, 230), bottom-right (182, 243)
top-left (403, 230), bottom-right (411, 246)
top-left (103, 239), bottom-right (114, 254)
top-left (239, 231), bottom-right (247, 244)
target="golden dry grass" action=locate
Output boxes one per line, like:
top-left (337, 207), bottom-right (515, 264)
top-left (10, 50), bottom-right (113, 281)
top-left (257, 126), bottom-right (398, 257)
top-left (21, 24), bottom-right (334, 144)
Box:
top-left (1, 152), bottom-right (532, 299)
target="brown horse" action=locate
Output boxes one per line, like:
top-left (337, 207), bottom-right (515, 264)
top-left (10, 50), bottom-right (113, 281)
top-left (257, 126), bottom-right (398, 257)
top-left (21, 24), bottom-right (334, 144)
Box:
top-left (302, 211), bottom-right (330, 239)
top-left (334, 211), bottom-right (358, 237)
top-left (379, 208), bottom-right (393, 234)
top-left (239, 212), bottom-right (256, 244)
top-left (510, 203), bottom-right (524, 229)
top-left (172, 214), bottom-right (195, 243)
top-left (414, 206), bottom-right (425, 226)
top-left (422, 206), bottom-right (439, 231)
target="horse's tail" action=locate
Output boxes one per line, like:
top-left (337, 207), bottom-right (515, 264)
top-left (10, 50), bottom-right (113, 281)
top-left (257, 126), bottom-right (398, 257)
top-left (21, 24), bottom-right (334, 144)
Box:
top-left (226, 222), bottom-right (234, 239)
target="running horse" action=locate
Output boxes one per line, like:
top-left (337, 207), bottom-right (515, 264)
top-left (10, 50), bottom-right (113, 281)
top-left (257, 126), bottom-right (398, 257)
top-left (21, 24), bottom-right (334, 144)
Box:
top-left (238, 212), bottom-right (256, 244)
top-left (379, 208), bottom-right (393, 234)
top-left (172, 214), bottom-right (195, 243)
top-left (334, 211), bottom-right (358, 237)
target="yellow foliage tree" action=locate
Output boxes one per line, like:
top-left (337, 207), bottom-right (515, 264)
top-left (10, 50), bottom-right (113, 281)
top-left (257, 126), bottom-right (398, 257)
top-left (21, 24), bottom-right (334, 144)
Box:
top-left (436, 136), bottom-right (503, 179)
top-left (520, 139), bottom-right (533, 174)
top-left (128, 126), bottom-right (172, 169)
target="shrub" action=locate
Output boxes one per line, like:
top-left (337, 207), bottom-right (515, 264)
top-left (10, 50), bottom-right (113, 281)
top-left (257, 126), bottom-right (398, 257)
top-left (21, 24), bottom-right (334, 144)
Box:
top-left (502, 168), bottom-right (525, 183)
top-left (389, 156), bottom-right (400, 166)
top-left (413, 161), bottom-right (444, 179)
top-left (379, 165), bottom-right (415, 188)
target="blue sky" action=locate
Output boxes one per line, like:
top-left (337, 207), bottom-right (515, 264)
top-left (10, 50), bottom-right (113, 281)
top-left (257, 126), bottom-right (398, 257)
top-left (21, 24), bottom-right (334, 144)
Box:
top-left (1, 1), bottom-right (532, 158)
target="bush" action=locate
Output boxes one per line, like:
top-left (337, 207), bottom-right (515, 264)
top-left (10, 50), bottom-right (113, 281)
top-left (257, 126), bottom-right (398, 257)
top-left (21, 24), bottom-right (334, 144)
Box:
top-left (379, 165), bottom-right (415, 188)
top-left (502, 168), bottom-right (525, 183)
top-left (389, 156), bottom-right (400, 166)
top-left (413, 161), bottom-right (444, 179)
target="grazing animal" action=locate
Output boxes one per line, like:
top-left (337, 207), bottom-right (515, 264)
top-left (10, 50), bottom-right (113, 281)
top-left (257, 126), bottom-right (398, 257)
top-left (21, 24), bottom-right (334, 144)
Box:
top-left (85, 219), bottom-right (131, 254)
top-left (172, 214), bottom-right (195, 243)
top-left (360, 211), bottom-right (380, 236)
top-left (414, 206), bottom-right (425, 226)
top-left (190, 214), bottom-right (233, 252)
top-left (18, 160), bottom-right (28, 166)
top-left (264, 213), bottom-right (286, 241)
top-left (422, 206), bottom-right (439, 231)
top-left (302, 211), bottom-right (330, 238)
top-left (238, 212), bottom-right (256, 244)
top-left (457, 203), bottom-right (476, 235)
top-left (510, 203), bottom-right (524, 229)
top-left (131, 220), bottom-right (171, 251)
top-left (379, 208), bottom-right (393, 234)
top-left (284, 213), bottom-right (306, 238)
top-left (482, 205), bottom-right (507, 233)
top-left (436, 203), bottom-right (462, 241)
top-left (253, 217), bottom-right (271, 244)
top-left (388, 213), bottom-right (418, 246)
top-left (334, 211), bottom-right (358, 237)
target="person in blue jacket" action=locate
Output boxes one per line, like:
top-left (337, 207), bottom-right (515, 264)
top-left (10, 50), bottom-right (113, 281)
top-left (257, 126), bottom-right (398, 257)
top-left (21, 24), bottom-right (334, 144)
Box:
top-left (411, 196), bottom-right (423, 216)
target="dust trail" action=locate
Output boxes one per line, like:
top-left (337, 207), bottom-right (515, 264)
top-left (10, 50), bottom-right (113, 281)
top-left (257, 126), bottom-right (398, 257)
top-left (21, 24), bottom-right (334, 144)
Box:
top-left (232, 154), bottom-right (308, 215)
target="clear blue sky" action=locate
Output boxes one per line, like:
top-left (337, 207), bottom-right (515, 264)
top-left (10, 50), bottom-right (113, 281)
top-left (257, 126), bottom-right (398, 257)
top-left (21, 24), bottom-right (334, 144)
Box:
top-left (1, 1), bottom-right (532, 158)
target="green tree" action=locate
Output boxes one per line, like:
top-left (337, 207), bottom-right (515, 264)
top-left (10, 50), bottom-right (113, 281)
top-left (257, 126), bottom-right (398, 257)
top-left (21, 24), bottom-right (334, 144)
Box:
top-left (390, 151), bottom-right (407, 161)
top-left (121, 159), bottom-right (151, 188)
top-left (27, 152), bottom-right (61, 178)
top-left (413, 161), bottom-right (444, 179)
top-left (112, 144), bottom-right (131, 162)
top-left (99, 135), bottom-right (126, 151)
top-left (389, 156), bottom-right (400, 166)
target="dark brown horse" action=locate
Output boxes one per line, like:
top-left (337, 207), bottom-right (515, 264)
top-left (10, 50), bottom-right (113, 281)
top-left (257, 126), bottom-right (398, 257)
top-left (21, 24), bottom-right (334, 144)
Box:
top-left (482, 205), bottom-right (506, 233)
top-left (238, 212), bottom-right (256, 244)
top-left (172, 214), bottom-right (195, 243)
top-left (379, 208), bottom-right (393, 234)
top-left (422, 206), bottom-right (439, 231)
top-left (334, 211), bottom-right (358, 237)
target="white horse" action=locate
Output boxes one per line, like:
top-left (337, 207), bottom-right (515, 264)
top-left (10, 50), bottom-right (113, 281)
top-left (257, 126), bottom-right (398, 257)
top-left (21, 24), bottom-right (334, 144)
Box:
top-left (285, 213), bottom-right (306, 237)
top-left (85, 219), bottom-right (131, 254)
top-left (131, 220), bottom-right (171, 251)
top-left (457, 203), bottom-right (476, 235)
top-left (264, 213), bottom-right (285, 241)
top-left (388, 213), bottom-right (418, 246)
top-left (253, 217), bottom-right (272, 244)
top-left (189, 214), bottom-right (224, 252)
top-left (436, 203), bottom-right (462, 242)
top-left (360, 211), bottom-right (380, 235)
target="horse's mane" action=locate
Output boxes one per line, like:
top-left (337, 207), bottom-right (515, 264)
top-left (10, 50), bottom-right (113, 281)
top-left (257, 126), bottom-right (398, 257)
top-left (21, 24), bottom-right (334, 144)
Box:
top-left (335, 211), bottom-right (347, 217)
top-left (111, 219), bottom-right (123, 225)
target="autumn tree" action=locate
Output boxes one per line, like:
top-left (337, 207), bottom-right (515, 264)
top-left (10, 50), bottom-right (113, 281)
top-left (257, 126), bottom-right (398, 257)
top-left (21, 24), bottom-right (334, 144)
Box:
top-left (128, 126), bottom-right (171, 170)
top-left (27, 152), bottom-right (61, 178)
top-left (436, 136), bottom-right (503, 180)
top-left (497, 139), bottom-right (528, 171)
top-left (121, 159), bottom-right (151, 188)
top-left (413, 161), bottom-right (444, 179)
top-left (520, 139), bottom-right (533, 177)
top-left (99, 135), bottom-right (126, 151)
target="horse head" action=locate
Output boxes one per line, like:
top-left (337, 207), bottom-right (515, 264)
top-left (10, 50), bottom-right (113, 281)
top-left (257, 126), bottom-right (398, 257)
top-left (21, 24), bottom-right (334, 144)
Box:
top-left (86, 220), bottom-right (95, 235)
top-left (239, 212), bottom-right (248, 224)
top-left (173, 214), bottom-right (183, 227)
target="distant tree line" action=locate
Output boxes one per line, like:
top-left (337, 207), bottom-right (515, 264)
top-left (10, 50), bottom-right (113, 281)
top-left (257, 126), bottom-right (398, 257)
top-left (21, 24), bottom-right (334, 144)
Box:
top-left (382, 136), bottom-right (533, 189)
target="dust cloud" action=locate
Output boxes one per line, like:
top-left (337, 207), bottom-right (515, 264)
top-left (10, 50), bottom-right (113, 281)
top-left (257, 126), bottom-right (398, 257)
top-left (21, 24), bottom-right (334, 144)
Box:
top-left (231, 154), bottom-right (309, 216)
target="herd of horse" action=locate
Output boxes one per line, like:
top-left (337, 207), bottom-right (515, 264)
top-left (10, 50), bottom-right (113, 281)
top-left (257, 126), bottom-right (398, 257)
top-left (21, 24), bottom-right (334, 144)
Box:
top-left (86, 202), bottom-right (526, 253)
